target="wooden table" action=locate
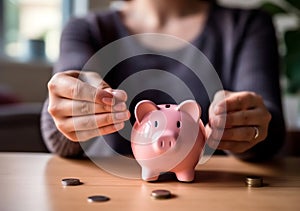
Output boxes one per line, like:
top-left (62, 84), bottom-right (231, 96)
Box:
top-left (0, 153), bottom-right (299, 211)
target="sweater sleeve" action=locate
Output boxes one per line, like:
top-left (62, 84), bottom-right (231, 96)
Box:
top-left (41, 16), bottom-right (99, 157)
top-left (230, 10), bottom-right (286, 161)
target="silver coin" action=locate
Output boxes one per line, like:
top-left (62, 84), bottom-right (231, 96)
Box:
top-left (151, 189), bottom-right (172, 199)
top-left (61, 178), bottom-right (82, 186)
top-left (245, 176), bottom-right (263, 187)
top-left (87, 195), bottom-right (110, 202)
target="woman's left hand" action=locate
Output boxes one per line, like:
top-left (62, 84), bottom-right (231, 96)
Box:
top-left (206, 90), bottom-right (272, 153)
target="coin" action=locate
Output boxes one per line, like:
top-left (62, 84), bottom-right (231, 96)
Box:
top-left (151, 189), bottom-right (172, 199)
top-left (245, 176), bottom-right (263, 187)
top-left (61, 178), bottom-right (82, 186)
top-left (87, 195), bottom-right (110, 203)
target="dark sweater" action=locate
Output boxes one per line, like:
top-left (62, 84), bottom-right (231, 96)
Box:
top-left (41, 4), bottom-right (285, 161)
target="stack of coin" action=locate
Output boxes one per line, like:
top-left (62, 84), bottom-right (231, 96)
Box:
top-left (245, 176), bottom-right (263, 187)
top-left (151, 189), bottom-right (172, 199)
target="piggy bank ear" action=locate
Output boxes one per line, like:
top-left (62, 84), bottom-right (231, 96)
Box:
top-left (135, 100), bottom-right (159, 124)
top-left (177, 100), bottom-right (201, 122)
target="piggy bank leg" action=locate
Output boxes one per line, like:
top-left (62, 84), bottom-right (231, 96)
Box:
top-left (175, 169), bottom-right (195, 182)
top-left (142, 168), bottom-right (159, 181)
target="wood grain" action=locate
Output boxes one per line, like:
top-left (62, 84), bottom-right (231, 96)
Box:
top-left (0, 153), bottom-right (299, 211)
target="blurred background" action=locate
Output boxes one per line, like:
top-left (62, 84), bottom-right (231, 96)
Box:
top-left (0, 0), bottom-right (299, 155)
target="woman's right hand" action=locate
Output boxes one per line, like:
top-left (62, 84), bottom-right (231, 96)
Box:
top-left (47, 70), bottom-right (130, 142)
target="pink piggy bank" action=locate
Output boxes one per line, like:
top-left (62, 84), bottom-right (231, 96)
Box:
top-left (131, 100), bottom-right (206, 182)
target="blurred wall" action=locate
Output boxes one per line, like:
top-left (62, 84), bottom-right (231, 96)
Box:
top-left (0, 60), bottom-right (51, 103)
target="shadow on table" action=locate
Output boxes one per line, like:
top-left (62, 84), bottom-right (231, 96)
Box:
top-left (152, 170), bottom-right (300, 187)
top-left (150, 171), bottom-right (250, 187)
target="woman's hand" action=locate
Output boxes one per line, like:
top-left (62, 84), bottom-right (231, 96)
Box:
top-left (206, 90), bottom-right (272, 153)
top-left (47, 70), bottom-right (130, 142)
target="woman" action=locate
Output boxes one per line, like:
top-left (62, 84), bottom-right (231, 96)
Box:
top-left (41, 0), bottom-right (285, 161)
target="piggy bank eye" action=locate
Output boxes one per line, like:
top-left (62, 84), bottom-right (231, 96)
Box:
top-left (154, 121), bottom-right (158, 127)
top-left (177, 121), bottom-right (182, 128)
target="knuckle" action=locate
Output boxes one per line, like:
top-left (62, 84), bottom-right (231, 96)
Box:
top-left (48, 103), bottom-right (59, 116)
top-left (48, 73), bottom-right (62, 91)
top-left (69, 84), bottom-right (79, 98)
top-left (106, 113), bottom-right (114, 124)
top-left (242, 110), bottom-right (249, 124)
top-left (56, 121), bottom-right (68, 133)
top-left (237, 95), bottom-right (243, 104)
top-left (47, 79), bottom-right (57, 92)
top-left (95, 114), bottom-right (112, 128)
top-left (103, 105), bottom-right (112, 112)
top-left (257, 94), bottom-right (263, 101)
top-left (223, 98), bottom-right (230, 106)
top-left (248, 91), bottom-right (256, 98)
top-left (81, 101), bottom-right (91, 114)
top-left (67, 132), bottom-right (78, 142)
top-left (84, 116), bottom-right (96, 129)
top-left (260, 109), bottom-right (272, 123)
top-left (74, 116), bottom-right (94, 130)
top-left (48, 102), bottom-right (65, 117)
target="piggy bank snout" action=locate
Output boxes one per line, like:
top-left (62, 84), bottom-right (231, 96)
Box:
top-left (154, 136), bottom-right (176, 153)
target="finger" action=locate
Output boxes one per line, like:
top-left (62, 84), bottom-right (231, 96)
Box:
top-left (210, 127), bottom-right (259, 142)
top-left (68, 122), bottom-right (125, 141)
top-left (61, 111), bottom-right (130, 132)
top-left (214, 92), bottom-right (260, 114)
top-left (222, 127), bottom-right (256, 142)
top-left (49, 99), bottom-right (107, 117)
top-left (48, 72), bottom-right (113, 104)
top-left (211, 108), bottom-right (267, 128)
top-left (226, 108), bottom-right (270, 127)
top-left (71, 101), bottom-right (128, 116)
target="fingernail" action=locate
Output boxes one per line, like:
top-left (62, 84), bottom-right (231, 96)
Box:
top-left (114, 122), bottom-right (124, 130)
top-left (115, 111), bottom-right (129, 120)
top-left (114, 103), bottom-right (127, 111)
top-left (112, 90), bottom-right (127, 101)
top-left (102, 97), bottom-right (115, 105)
